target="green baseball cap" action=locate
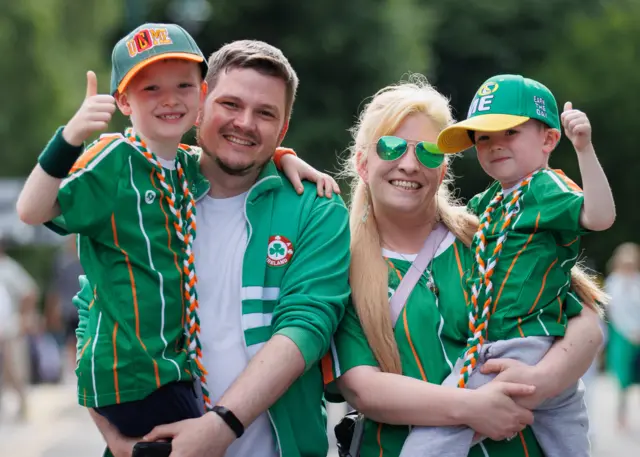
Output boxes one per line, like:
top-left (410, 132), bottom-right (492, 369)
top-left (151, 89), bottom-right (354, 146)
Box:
top-left (110, 23), bottom-right (207, 94)
top-left (437, 74), bottom-right (560, 153)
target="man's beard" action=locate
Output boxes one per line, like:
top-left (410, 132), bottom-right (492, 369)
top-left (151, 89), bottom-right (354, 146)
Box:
top-left (214, 156), bottom-right (255, 176)
top-left (197, 127), bottom-right (271, 177)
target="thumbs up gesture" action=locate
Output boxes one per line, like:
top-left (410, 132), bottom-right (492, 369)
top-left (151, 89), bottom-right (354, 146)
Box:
top-left (560, 101), bottom-right (592, 152)
top-left (62, 71), bottom-right (117, 146)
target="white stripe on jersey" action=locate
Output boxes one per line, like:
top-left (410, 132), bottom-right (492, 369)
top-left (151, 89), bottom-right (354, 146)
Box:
top-left (243, 312), bottom-right (273, 330)
top-left (543, 169), bottom-right (582, 197)
top-left (241, 286), bottom-right (280, 301)
top-left (537, 309), bottom-right (550, 336)
top-left (61, 138), bottom-right (125, 188)
top-left (330, 337), bottom-right (342, 378)
top-left (91, 312), bottom-right (102, 407)
top-left (129, 156), bottom-right (182, 381)
top-left (127, 157), bottom-right (182, 381)
top-left (562, 252), bottom-right (579, 268)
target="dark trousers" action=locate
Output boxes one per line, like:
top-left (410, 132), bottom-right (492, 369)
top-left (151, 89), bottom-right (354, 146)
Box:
top-left (95, 381), bottom-right (203, 437)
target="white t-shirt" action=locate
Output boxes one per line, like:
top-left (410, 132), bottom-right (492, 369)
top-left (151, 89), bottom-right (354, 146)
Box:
top-left (194, 193), bottom-right (278, 457)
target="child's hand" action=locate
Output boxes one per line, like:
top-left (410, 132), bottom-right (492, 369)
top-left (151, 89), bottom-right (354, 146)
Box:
top-left (63, 71), bottom-right (116, 147)
top-left (280, 153), bottom-right (341, 198)
top-left (561, 101), bottom-right (592, 152)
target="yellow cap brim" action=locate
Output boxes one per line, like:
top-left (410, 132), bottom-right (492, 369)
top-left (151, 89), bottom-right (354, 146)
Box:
top-left (437, 114), bottom-right (530, 153)
top-left (117, 52), bottom-right (204, 94)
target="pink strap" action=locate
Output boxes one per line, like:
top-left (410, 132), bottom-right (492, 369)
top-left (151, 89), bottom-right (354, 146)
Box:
top-left (389, 223), bottom-right (449, 328)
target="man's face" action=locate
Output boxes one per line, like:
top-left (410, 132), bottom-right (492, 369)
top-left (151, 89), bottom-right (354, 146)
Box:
top-left (197, 68), bottom-right (288, 176)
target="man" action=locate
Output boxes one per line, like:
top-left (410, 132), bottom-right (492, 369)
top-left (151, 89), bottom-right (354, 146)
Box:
top-left (75, 40), bottom-right (351, 457)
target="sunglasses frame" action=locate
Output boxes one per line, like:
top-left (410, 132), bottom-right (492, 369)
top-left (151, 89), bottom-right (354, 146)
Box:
top-left (376, 136), bottom-right (445, 169)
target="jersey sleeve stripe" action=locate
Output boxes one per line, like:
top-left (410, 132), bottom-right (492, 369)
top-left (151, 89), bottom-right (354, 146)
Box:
top-left (69, 135), bottom-right (121, 173)
top-left (62, 137), bottom-right (125, 187)
top-left (544, 168), bottom-right (583, 193)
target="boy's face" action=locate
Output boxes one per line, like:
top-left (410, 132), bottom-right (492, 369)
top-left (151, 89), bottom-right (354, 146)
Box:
top-left (116, 59), bottom-right (204, 144)
top-left (474, 120), bottom-right (559, 189)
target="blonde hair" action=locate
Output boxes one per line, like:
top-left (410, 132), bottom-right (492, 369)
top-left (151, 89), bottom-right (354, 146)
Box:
top-left (344, 75), bottom-right (605, 375)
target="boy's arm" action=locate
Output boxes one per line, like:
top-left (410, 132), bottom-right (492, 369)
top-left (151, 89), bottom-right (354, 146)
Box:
top-left (17, 147), bottom-right (74, 225)
top-left (275, 147), bottom-right (341, 198)
top-left (561, 101), bottom-right (615, 231)
top-left (16, 71), bottom-right (115, 226)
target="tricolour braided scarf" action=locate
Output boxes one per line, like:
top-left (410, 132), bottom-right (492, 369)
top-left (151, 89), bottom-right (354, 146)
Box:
top-left (125, 128), bottom-right (212, 411)
top-left (458, 170), bottom-right (539, 388)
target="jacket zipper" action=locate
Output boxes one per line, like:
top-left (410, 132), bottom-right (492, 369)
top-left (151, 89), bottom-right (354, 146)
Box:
top-left (243, 175), bottom-right (282, 456)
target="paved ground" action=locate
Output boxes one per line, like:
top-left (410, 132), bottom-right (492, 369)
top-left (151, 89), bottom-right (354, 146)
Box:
top-left (0, 374), bottom-right (638, 457)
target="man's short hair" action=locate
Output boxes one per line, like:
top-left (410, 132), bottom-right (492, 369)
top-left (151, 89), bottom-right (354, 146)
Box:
top-left (205, 40), bottom-right (299, 120)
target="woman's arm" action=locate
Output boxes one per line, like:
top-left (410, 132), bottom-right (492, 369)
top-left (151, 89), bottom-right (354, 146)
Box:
top-left (337, 365), bottom-right (535, 441)
top-left (481, 307), bottom-right (603, 408)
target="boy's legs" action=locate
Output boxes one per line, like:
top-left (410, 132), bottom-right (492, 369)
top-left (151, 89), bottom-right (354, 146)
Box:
top-left (95, 381), bottom-right (203, 437)
top-left (399, 337), bottom-right (555, 457)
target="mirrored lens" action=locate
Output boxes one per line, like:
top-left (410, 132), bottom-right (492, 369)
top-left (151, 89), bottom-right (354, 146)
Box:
top-left (377, 136), bottom-right (408, 161)
top-left (416, 142), bottom-right (445, 168)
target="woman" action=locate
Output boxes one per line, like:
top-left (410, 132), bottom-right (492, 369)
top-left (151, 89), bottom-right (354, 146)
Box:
top-left (324, 76), bottom-right (605, 457)
top-left (605, 242), bottom-right (640, 430)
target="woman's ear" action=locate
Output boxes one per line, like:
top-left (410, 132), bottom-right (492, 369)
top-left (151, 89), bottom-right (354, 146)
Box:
top-left (355, 150), bottom-right (368, 183)
top-left (115, 92), bottom-right (132, 116)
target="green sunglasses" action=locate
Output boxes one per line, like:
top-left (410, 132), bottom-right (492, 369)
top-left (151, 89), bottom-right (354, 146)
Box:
top-left (376, 136), bottom-right (444, 169)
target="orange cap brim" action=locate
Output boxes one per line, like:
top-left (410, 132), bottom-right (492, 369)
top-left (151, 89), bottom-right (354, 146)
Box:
top-left (117, 52), bottom-right (204, 93)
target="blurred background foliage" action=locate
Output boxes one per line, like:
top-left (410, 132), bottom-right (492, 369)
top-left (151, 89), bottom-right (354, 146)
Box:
top-left (1, 0), bottom-right (635, 288)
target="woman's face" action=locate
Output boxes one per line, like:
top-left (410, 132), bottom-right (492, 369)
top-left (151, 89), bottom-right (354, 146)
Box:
top-left (360, 112), bottom-right (444, 219)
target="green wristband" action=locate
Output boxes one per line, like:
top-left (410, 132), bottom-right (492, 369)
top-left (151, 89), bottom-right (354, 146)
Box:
top-left (37, 127), bottom-right (84, 178)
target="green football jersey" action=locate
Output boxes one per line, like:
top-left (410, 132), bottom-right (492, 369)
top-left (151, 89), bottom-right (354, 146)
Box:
top-left (468, 168), bottom-right (585, 341)
top-left (46, 132), bottom-right (209, 407)
top-left (322, 235), bottom-right (579, 457)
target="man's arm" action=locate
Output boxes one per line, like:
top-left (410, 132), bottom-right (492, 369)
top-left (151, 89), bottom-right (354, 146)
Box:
top-left (220, 195), bottom-right (350, 418)
top-left (144, 195), bottom-right (351, 456)
top-left (218, 334), bottom-right (304, 424)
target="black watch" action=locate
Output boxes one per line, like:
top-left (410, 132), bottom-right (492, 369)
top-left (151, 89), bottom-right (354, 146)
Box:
top-left (211, 405), bottom-right (245, 438)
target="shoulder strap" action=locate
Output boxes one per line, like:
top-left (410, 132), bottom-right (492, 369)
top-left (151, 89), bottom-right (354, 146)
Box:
top-left (389, 223), bottom-right (449, 328)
